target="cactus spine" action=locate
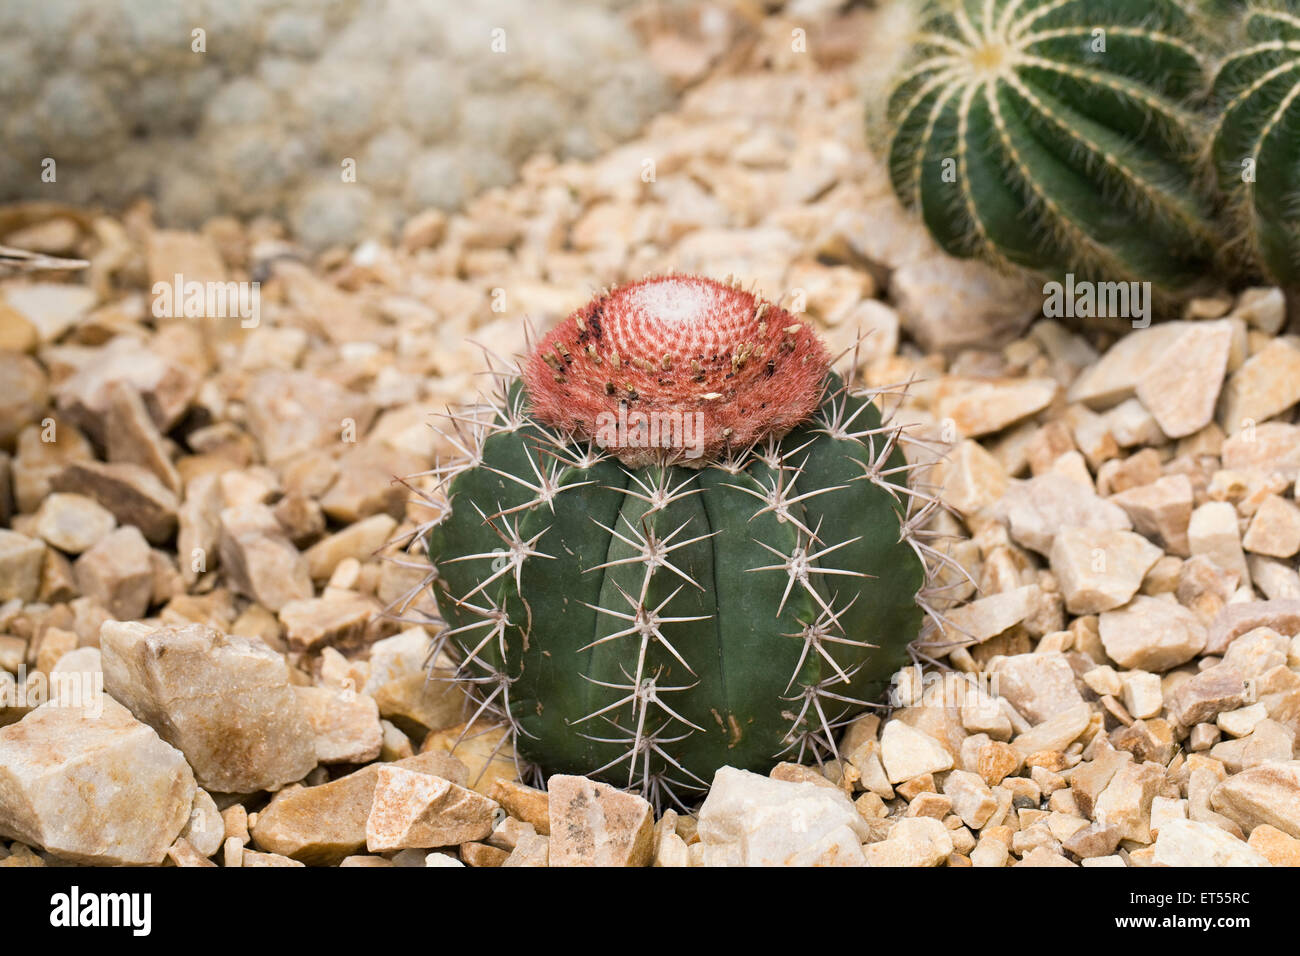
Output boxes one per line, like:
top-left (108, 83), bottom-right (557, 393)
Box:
top-left (422, 277), bottom-right (935, 806)
top-left (881, 0), bottom-right (1220, 296)
top-left (1211, 0), bottom-right (1300, 286)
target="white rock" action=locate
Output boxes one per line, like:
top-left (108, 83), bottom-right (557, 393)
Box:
top-left (862, 816), bottom-right (954, 867)
top-left (1002, 473), bottom-right (1131, 557)
top-left (1120, 671), bottom-right (1163, 720)
top-left (1189, 501), bottom-right (1251, 587)
top-left (1050, 526), bottom-right (1163, 614)
top-left (697, 767), bottom-right (869, 866)
top-left (880, 720), bottom-right (954, 783)
top-left (1099, 596), bottom-right (1208, 671)
top-left (1152, 819), bottom-right (1270, 867)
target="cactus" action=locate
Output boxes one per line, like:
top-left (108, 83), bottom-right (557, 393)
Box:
top-left (1210, 0), bottom-right (1300, 286)
top-left (421, 276), bottom-right (937, 806)
top-left (879, 0), bottom-right (1221, 297)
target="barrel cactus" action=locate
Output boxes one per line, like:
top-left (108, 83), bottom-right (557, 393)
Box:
top-left (879, 0), bottom-right (1221, 296)
top-left (1211, 0), bottom-right (1300, 286)
top-left (423, 276), bottom-right (936, 806)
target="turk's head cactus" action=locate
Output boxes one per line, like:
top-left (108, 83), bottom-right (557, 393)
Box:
top-left (1211, 0), bottom-right (1300, 286)
top-left (879, 0), bottom-right (1221, 298)
top-left (424, 276), bottom-right (936, 806)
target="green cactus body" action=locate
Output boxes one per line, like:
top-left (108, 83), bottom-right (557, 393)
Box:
top-left (426, 339), bottom-right (928, 805)
top-left (881, 0), bottom-right (1219, 296)
top-left (1211, 0), bottom-right (1300, 286)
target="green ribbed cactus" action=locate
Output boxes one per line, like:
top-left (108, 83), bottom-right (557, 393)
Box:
top-left (880, 0), bottom-right (1221, 296)
top-left (1211, 0), bottom-right (1300, 286)
top-left (422, 277), bottom-right (935, 806)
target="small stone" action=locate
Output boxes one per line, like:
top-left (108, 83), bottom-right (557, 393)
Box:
top-left (1002, 473), bottom-right (1132, 557)
top-left (0, 695), bottom-right (195, 865)
top-left (1050, 527), bottom-right (1163, 614)
top-left (366, 765), bottom-right (498, 852)
top-left (862, 816), bottom-right (955, 867)
top-left (975, 741), bottom-right (1021, 787)
top-left (167, 837), bottom-right (217, 867)
top-left (1062, 820), bottom-right (1122, 859)
top-left (1012, 704), bottom-right (1094, 757)
top-left (1136, 320), bottom-right (1233, 438)
top-left (1152, 818), bottom-right (1270, 867)
top-left (1165, 665), bottom-right (1249, 729)
top-left (1210, 719), bottom-right (1296, 773)
top-left (1, 283), bottom-right (94, 344)
top-left (489, 780), bottom-right (551, 835)
top-left (279, 593), bottom-right (378, 652)
top-left (1212, 761), bottom-right (1300, 838)
top-left (1099, 596), bottom-right (1207, 671)
top-left (880, 721), bottom-right (954, 783)
top-left (1189, 501), bottom-right (1250, 586)
top-left (1094, 760), bottom-right (1164, 843)
top-left (250, 752), bottom-right (467, 864)
top-left (50, 461), bottom-right (178, 545)
top-left (1067, 322), bottom-right (1189, 407)
top-left (180, 788), bottom-right (224, 859)
top-left (1110, 475), bottom-right (1194, 556)
top-left (942, 770), bottom-right (998, 830)
top-left (1207, 599), bottom-right (1300, 655)
top-left (1104, 400), bottom-right (1165, 449)
top-left (1218, 703), bottom-right (1269, 738)
top-left (933, 377), bottom-right (1059, 439)
top-left (936, 440), bottom-right (1008, 519)
top-left (1190, 723), bottom-right (1222, 752)
top-left (105, 381), bottom-right (181, 494)
top-left (100, 621), bottom-right (317, 793)
top-left (0, 531), bottom-right (44, 602)
top-left (987, 652), bottom-right (1085, 723)
top-left (73, 526), bottom-right (152, 620)
top-left (1243, 495), bottom-right (1300, 558)
top-left (1222, 423), bottom-right (1300, 480)
top-left (31, 493), bottom-right (116, 554)
top-left (549, 774), bottom-right (655, 867)
top-left (303, 514), bottom-right (398, 581)
top-left (295, 685), bottom-right (382, 765)
top-left (54, 336), bottom-right (197, 444)
top-left (890, 254), bottom-right (1037, 353)
top-left (244, 370), bottom-right (376, 464)
top-left (218, 504), bottom-right (313, 613)
top-left (1220, 338), bottom-right (1300, 433)
top-left (1120, 671), bottom-right (1163, 721)
top-left (942, 585), bottom-right (1037, 644)
top-left (1231, 287), bottom-right (1286, 334)
top-left (1083, 665), bottom-right (1123, 698)
top-left (242, 849), bottom-right (305, 867)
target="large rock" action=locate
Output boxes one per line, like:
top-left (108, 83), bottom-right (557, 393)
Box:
top-left (100, 621), bottom-right (316, 793)
top-left (0, 697), bottom-right (195, 865)
top-left (548, 774), bottom-right (655, 867)
top-left (1135, 320), bottom-right (1233, 438)
top-left (696, 767), bottom-right (868, 866)
top-left (32, 492), bottom-right (116, 554)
